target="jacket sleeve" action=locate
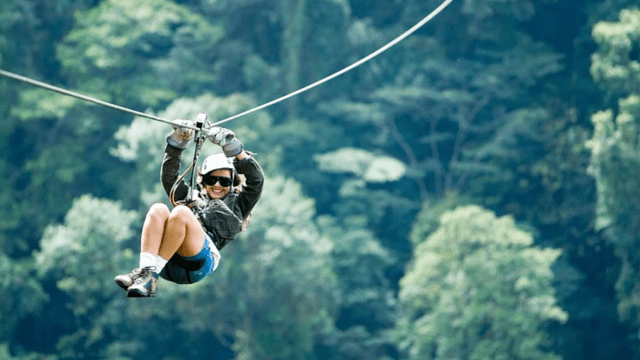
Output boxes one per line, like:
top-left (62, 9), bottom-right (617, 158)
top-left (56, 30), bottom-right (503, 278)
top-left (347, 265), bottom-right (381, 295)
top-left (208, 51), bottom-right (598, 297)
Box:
top-left (161, 144), bottom-right (190, 201)
top-left (233, 153), bottom-right (264, 219)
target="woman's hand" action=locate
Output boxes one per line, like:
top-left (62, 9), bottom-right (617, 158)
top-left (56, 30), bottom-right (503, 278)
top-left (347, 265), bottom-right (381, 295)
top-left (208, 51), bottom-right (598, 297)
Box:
top-left (206, 126), bottom-right (244, 157)
top-left (167, 120), bottom-right (195, 149)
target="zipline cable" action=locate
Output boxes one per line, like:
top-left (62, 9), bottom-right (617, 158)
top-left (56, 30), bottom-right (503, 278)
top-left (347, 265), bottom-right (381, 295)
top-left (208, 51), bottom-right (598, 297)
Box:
top-left (211, 0), bottom-right (453, 126)
top-left (0, 0), bottom-right (452, 129)
top-left (0, 69), bottom-right (199, 130)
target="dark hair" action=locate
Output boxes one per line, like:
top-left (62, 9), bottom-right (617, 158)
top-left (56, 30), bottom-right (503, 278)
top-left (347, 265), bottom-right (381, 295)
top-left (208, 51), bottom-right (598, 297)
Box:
top-left (233, 174), bottom-right (245, 194)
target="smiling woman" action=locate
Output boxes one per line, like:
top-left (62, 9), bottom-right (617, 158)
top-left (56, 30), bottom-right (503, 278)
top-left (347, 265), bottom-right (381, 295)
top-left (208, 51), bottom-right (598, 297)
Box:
top-left (199, 153), bottom-right (237, 199)
top-left (114, 121), bottom-right (264, 297)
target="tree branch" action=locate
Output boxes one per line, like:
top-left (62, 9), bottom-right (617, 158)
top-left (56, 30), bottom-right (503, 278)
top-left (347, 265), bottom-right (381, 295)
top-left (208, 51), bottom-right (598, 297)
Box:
top-left (387, 116), bottom-right (429, 202)
top-left (446, 94), bottom-right (491, 190)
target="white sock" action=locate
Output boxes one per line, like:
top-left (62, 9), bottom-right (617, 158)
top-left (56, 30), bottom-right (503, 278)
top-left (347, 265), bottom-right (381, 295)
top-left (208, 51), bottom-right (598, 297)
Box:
top-left (155, 255), bottom-right (169, 273)
top-left (139, 252), bottom-right (156, 269)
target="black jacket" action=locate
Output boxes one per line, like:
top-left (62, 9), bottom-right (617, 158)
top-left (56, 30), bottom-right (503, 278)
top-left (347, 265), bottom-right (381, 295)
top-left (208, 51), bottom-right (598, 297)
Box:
top-left (161, 144), bottom-right (264, 250)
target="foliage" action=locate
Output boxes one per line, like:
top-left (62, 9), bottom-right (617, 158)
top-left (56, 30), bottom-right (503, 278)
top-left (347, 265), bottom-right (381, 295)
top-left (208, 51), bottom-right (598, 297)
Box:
top-left (0, 254), bottom-right (48, 343)
top-left (318, 36), bottom-right (563, 203)
top-left (0, 343), bottom-right (58, 360)
top-left (309, 1), bottom-right (566, 266)
top-left (35, 195), bottom-right (138, 358)
top-left (587, 8), bottom-right (640, 337)
top-left (0, 0), bottom-right (638, 359)
top-left (314, 215), bottom-right (398, 359)
top-left (315, 147), bottom-right (406, 183)
top-left (591, 9), bottom-right (640, 96)
top-left (37, 195), bottom-right (137, 310)
top-left (409, 191), bottom-right (471, 247)
top-left (398, 205), bottom-right (566, 360)
top-left (57, 0), bottom-right (224, 108)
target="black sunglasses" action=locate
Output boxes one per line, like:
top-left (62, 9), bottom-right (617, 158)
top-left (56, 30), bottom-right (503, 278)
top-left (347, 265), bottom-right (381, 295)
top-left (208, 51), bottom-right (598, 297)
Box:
top-left (202, 175), bottom-right (232, 187)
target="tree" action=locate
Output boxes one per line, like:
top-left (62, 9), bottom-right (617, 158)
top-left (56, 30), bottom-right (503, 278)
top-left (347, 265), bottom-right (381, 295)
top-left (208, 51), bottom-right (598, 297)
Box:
top-left (315, 215), bottom-right (398, 360)
top-left (313, 147), bottom-right (410, 226)
top-left (31, 195), bottom-right (212, 360)
top-left (318, 32), bottom-right (562, 204)
top-left (0, 0), bottom-right (96, 256)
top-left (587, 7), bottom-right (640, 340)
top-left (0, 254), bottom-right (47, 345)
top-left (409, 191), bottom-right (471, 248)
top-left (199, 0), bottom-right (351, 116)
top-left (57, 0), bottom-right (224, 109)
top-left (397, 205), bottom-right (566, 360)
top-left (35, 195), bottom-right (138, 359)
top-left (304, 1), bottom-right (565, 290)
top-left (0, 343), bottom-right (57, 360)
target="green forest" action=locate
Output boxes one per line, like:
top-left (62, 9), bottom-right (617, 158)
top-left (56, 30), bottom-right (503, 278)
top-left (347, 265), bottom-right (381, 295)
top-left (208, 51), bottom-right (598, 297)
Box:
top-left (1, 0), bottom-right (640, 359)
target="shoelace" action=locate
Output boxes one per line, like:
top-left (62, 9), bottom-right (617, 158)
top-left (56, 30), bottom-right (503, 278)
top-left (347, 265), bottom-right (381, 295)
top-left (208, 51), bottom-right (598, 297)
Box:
top-left (133, 268), bottom-right (154, 284)
top-left (130, 268), bottom-right (142, 277)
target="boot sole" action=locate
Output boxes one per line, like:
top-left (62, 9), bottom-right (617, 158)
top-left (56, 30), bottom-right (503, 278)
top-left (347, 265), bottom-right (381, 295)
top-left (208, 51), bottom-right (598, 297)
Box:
top-left (127, 288), bottom-right (156, 297)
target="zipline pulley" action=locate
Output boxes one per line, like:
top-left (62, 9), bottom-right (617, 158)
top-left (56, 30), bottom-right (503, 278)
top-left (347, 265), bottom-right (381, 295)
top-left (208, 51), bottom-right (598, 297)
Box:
top-left (170, 112), bottom-right (210, 208)
top-left (189, 113), bottom-right (208, 200)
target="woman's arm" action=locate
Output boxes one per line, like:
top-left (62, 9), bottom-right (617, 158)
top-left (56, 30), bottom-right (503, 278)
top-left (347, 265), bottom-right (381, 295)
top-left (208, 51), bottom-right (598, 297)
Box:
top-left (235, 150), bottom-right (248, 160)
top-left (233, 151), bottom-right (264, 218)
top-left (160, 144), bottom-right (190, 201)
top-left (161, 121), bottom-right (194, 201)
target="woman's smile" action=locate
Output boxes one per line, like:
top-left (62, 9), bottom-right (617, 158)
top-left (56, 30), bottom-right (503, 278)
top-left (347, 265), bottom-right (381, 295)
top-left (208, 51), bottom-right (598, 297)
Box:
top-left (204, 169), bottom-right (232, 199)
top-left (208, 186), bottom-right (228, 198)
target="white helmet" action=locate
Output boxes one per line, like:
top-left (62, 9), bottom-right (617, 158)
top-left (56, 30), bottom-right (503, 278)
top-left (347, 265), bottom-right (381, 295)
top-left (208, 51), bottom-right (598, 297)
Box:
top-left (201, 153), bottom-right (234, 176)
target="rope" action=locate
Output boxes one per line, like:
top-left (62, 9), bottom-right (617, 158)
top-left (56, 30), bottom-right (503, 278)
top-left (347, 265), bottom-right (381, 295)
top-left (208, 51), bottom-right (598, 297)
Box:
top-left (0, 0), bottom-right (452, 129)
top-left (211, 0), bottom-right (453, 126)
top-left (0, 69), bottom-right (199, 130)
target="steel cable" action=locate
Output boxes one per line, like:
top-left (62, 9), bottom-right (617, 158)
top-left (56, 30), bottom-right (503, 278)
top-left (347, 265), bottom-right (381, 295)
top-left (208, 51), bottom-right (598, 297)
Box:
top-left (211, 0), bottom-right (453, 126)
top-left (0, 0), bottom-right (453, 129)
top-left (0, 69), bottom-right (199, 130)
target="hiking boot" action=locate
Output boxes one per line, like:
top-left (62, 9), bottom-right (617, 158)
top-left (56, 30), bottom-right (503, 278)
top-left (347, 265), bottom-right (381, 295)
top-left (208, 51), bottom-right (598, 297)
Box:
top-left (114, 267), bottom-right (143, 291)
top-left (127, 266), bottom-right (158, 297)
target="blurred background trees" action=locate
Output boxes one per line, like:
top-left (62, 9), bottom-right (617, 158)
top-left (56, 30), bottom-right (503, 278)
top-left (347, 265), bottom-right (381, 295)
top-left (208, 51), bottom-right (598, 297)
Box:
top-left (588, 7), bottom-right (640, 350)
top-left (2, 0), bottom-right (640, 359)
top-left (398, 205), bottom-right (566, 360)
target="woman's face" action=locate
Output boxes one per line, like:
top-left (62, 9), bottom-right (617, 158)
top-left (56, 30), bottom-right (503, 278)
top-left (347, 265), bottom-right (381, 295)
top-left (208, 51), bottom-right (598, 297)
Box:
top-left (204, 169), bottom-right (232, 199)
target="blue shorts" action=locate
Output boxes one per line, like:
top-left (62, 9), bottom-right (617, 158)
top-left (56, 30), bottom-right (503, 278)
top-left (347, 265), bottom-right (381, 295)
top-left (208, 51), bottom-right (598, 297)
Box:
top-left (160, 234), bottom-right (217, 284)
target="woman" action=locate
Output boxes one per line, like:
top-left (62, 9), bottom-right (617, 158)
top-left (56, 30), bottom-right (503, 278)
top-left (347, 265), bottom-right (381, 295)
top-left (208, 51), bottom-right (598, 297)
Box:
top-left (115, 121), bottom-right (264, 297)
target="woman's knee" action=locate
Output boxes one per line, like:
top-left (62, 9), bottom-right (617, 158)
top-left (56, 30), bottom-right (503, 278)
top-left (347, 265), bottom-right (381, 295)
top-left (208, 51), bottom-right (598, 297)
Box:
top-left (147, 203), bottom-right (171, 221)
top-left (170, 205), bottom-right (196, 223)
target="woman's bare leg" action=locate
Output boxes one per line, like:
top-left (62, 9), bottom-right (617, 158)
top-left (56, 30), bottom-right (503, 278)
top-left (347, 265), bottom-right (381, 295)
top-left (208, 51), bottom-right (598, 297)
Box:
top-left (157, 205), bottom-right (205, 260)
top-left (141, 203), bottom-right (171, 255)
top-left (114, 203), bottom-right (171, 292)
top-left (119, 204), bottom-right (205, 297)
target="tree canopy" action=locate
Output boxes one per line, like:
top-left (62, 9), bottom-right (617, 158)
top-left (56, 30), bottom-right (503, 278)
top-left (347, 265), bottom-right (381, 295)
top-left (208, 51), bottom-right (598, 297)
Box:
top-left (1, 1), bottom-right (639, 360)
